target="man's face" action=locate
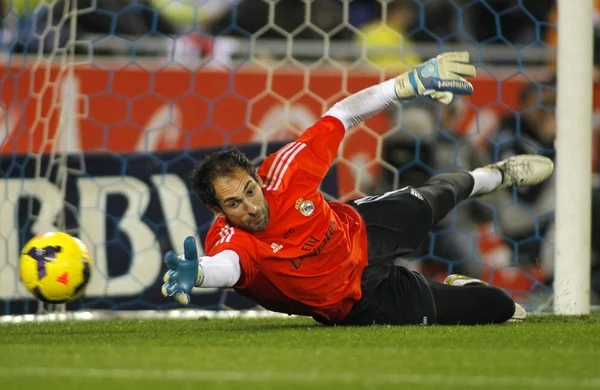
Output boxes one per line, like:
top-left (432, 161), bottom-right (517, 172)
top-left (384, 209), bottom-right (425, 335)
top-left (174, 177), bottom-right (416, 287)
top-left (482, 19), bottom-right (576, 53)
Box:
top-left (210, 168), bottom-right (270, 232)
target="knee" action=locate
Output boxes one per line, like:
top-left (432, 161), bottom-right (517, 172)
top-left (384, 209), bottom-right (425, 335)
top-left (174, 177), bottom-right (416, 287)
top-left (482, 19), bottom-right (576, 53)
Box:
top-left (425, 173), bottom-right (473, 200)
top-left (417, 182), bottom-right (458, 222)
top-left (421, 177), bottom-right (460, 204)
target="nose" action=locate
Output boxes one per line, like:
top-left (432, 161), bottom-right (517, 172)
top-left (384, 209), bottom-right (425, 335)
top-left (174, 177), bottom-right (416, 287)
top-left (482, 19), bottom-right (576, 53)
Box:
top-left (244, 200), bottom-right (257, 214)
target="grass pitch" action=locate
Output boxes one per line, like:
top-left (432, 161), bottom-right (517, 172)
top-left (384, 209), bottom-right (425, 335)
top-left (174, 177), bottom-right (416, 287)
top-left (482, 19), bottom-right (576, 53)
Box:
top-left (1, 313), bottom-right (599, 390)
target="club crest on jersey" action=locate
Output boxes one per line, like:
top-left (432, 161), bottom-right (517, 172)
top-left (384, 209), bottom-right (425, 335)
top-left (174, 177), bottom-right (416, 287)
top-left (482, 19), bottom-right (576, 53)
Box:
top-left (295, 198), bottom-right (314, 217)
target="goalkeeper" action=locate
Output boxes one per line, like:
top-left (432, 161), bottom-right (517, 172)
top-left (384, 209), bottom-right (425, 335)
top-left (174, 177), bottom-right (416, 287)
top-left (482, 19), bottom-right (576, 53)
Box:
top-left (162, 52), bottom-right (553, 326)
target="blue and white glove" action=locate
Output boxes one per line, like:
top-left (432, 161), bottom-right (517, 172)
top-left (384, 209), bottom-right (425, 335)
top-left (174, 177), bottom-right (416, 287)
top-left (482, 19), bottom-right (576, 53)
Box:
top-left (161, 236), bottom-right (205, 305)
top-left (394, 51), bottom-right (476, 105)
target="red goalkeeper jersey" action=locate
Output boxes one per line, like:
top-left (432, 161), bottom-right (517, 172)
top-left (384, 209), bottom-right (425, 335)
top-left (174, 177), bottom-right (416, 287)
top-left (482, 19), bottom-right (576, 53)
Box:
top-left (204, 116), bottom-right (369, 323)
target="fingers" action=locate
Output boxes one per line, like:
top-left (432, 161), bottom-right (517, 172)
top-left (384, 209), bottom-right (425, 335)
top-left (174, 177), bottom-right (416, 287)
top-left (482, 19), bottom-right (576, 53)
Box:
top-left (439, 51), bottom-right (470, 64)
top-left (161, 283), bottom-right (170, 297)
top-left (161, 283), bottom-right (190, 305)
top-left (437, 51), bottom-right (476, 78)
top-left (429, 91), bottom-right (454, 105)
top-left (423, 90), bottom-right (454, 105)
top-left (162, 239), bottom-right (197, 304)
top-left (174, 293), bottom-right (190, 305)
top-left (164, 251), bottom-right (180, 270)
top-left (163, 269), bottom-right (177, 284)
top-left (183, 236), bottom-right (198, 260)
top-left (444, 62), bottom-right (476, 77)
top-left (162, 282), bottom-right (179, 296)
top-left (161, 271), bottom-right (191, 305)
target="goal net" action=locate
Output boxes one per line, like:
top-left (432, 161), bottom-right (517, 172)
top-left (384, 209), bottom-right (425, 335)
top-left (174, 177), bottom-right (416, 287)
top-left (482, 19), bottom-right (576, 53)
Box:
top-left (0, 0), bottom-right (593, 320)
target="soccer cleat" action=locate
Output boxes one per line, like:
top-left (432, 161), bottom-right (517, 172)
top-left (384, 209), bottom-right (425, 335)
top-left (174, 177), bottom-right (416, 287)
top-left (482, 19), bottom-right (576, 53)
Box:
top-left (443, 274), bottom-right (488, 287)
top-left (508, 302), bottom-right (527, 322)
top-left (484, 154), bottom-right (554, 191)
top-left (443, 274), bottom-right (527, 322)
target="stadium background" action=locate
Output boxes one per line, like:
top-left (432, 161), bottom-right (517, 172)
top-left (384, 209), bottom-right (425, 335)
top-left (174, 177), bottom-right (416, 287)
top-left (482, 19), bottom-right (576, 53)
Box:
top-left (0, 0), bottom-right (598, 315)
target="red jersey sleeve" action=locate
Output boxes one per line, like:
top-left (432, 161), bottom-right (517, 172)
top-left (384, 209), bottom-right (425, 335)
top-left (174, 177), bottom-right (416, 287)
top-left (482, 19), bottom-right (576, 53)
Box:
top-left (205, 222), bottom-right (258, 289)
top-left (260, 116), bottom-right (344, 191)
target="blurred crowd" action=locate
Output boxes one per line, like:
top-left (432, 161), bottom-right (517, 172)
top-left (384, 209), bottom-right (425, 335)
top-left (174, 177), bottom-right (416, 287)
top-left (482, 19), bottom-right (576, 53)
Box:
top-left (1, 0), bottom-right (600, 300)
top-left (0, 0), bottom-right (564, 61)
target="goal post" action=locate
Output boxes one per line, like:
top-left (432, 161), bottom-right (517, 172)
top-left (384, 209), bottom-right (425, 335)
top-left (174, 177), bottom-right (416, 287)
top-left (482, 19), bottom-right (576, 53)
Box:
top-left (554, 0), bottom-right (594, 314)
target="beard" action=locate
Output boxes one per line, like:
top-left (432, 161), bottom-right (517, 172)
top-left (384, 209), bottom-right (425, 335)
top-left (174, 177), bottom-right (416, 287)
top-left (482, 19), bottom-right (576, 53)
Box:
top-left (236, 200), bottom-right (270, 232)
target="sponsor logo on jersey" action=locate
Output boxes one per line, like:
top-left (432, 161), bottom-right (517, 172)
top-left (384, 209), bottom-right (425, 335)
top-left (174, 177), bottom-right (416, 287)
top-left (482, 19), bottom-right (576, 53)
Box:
top-left (271, 242), bottom-right (283, 253)
top-left (295, 198), bottom-right (314, 216)
top-left (284, 228), bottom-right (295, 239)
top-left (289, 219), bottom-right (338, 270)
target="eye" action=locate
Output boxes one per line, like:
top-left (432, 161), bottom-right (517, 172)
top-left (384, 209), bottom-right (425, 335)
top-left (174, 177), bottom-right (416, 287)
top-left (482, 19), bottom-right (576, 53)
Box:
top-left (227, 201), bottom-right (239, 209)
top-left (247, 187), bottom-right (256, 196)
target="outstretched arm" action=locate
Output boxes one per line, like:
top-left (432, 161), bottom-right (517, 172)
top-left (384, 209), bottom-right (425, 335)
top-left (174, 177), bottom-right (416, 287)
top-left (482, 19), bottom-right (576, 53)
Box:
top-left (195, 250), bottom-right (241, 288)
top-left (326, 51), bottom-right (476, 130)
top-left (161, 237), bottom-right (241, 305)
top-left (325, 78), bottom-right (399, 130)
top-left (267, 52), bottom-right (476, 182)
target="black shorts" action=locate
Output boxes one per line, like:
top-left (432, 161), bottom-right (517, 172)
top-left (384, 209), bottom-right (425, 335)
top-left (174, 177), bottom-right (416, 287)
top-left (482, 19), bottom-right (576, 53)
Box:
top-left (341, 187), bottom-right (438, 326)
top-left (350, 187), bottom-right (434, 263)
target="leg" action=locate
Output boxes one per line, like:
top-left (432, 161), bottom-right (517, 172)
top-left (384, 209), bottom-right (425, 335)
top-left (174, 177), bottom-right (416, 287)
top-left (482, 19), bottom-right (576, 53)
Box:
top-left (416, 154), bottom-right (555, 229)
top-left (419, 154), bottom-right (556, 225)
top-left (351, 154), bottom-right (553, 263)
top-left (416, 172), bottom-right (474, 225)
top-left (350, 187), bottom-right (436, 263)
top-left (351, 172), bottom-right (483, 262)
top-left (429, 281), bottom-right (516, 325)
top-left (338, 265), bottom-right (516, 326)
top-left (338, 264), bottom-right (437, 326)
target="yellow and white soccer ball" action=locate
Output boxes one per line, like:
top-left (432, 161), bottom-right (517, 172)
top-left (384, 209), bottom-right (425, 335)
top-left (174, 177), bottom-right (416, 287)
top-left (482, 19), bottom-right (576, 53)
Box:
top-left (19, 232), bottom-right (93, 304)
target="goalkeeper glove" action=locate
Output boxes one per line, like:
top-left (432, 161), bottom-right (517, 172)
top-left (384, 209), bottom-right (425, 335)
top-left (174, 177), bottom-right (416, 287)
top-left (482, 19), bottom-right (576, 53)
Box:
top-left (161, 236), bottom-right (204, 305)
top-left (394, 51), bottom-right (476, 105)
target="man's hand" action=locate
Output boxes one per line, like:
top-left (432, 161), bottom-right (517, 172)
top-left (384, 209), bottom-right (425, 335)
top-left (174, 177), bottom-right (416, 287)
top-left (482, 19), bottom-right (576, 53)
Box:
top-left (394, 51), bottom-right (476, 105)
top-left (161, 236), bottom-right (204, 305)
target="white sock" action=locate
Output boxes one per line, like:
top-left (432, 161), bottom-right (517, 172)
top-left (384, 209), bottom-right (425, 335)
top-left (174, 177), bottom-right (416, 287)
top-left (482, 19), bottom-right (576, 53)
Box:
top-left (450, 277), bottom-right (486, 287)
top-left (469, 168), bottom-right (503, 196)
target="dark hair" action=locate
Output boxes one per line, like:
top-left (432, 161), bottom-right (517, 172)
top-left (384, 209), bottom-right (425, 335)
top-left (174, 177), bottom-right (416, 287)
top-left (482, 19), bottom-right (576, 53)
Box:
top-left (191, 147), bottom-right (258, 209)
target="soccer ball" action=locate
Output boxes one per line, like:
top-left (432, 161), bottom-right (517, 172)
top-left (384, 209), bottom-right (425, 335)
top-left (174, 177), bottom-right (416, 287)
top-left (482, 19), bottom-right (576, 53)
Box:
top-left (19, 232), bottom-right (93, 304)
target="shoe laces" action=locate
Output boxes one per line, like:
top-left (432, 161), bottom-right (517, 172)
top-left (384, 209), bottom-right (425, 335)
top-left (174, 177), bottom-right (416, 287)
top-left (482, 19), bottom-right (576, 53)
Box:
top-left (502, 159), bottom-right (533, 185)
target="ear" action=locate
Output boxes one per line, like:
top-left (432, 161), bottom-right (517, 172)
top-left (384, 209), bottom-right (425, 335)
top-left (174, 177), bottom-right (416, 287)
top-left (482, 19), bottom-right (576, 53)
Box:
top-left (209, 205), bottom-right (226, 219)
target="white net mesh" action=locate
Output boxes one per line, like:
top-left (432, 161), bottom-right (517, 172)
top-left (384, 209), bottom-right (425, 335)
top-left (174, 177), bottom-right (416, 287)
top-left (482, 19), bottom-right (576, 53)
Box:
top-left (0, 0), bottom-right (593, 319)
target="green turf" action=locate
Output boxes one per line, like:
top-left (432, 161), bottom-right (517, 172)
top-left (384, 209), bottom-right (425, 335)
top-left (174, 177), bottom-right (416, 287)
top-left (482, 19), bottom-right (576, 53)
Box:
top-left (1, 314), bottom-right (599, 390)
